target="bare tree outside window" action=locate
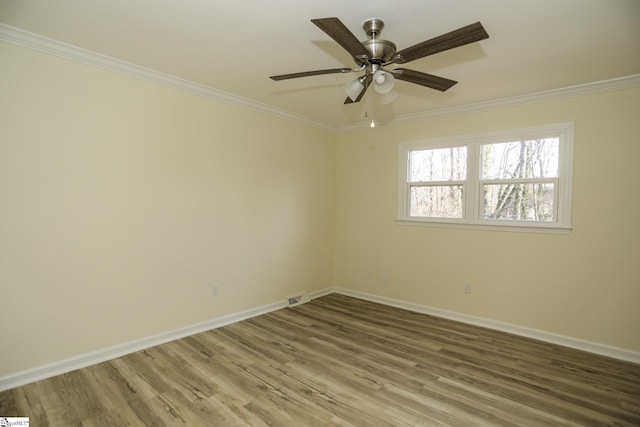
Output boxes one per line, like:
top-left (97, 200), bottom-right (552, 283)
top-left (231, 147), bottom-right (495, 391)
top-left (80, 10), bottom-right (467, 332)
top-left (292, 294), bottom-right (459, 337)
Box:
top-left (398, 123), bottom-right (573, 231)
top-left (410, 147), bottom-right (466, 181)
top-left (409, 147), bottom-right (466, 218)
top-left (481, 138), bottom-right (559, 221)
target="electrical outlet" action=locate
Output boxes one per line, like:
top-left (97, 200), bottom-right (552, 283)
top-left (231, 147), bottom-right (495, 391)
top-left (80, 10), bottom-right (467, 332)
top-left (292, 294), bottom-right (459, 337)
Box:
top-left (382, 272), bottom-right (389, 283)
top-left (463, 283), bottom-right (472, 294)
top-left (212, 285), bottom-right (219, 296)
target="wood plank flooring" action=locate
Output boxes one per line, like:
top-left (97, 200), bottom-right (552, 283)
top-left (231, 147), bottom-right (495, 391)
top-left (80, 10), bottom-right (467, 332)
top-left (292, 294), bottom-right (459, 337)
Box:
top-left (1, 293), bottom-right (639, 426)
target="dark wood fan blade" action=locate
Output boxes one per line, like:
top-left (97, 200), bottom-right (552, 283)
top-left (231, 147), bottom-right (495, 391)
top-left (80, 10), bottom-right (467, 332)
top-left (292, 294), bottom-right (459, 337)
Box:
top-left (394, 22), bottom-right (488, 64)
top-left (344, 75), bottom-right (372, 104)
top-left (270, 68), bottom-right (353, 81)
top-left (312, 17), bottom-right (370, 59)
top-left (394, 69), bottom-right (457, 91)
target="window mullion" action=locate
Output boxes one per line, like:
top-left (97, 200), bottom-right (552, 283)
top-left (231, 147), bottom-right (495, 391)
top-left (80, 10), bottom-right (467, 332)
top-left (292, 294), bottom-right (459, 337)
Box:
top-left (466, 141), bottom-right (479, 223)
top-left (479, 177), bottom-right (557, 185)
top-left (407, 180), bottom-right (466, 186)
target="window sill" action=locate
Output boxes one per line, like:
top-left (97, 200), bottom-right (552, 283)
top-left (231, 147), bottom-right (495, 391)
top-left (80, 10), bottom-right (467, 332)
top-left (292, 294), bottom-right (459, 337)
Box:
top-left (396, 219), bottom-right (572, 235)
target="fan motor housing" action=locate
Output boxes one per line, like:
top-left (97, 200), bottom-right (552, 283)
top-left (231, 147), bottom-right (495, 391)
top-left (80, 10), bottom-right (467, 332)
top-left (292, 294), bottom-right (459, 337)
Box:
top-left (354, 19), bottom-right (396, 65)
top-left (360, 38), bottom-right (396, 63)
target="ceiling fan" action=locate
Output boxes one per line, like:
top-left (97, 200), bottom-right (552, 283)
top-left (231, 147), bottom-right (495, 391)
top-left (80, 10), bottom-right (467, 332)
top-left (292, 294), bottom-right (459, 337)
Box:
top-left (270, 17), bottom-right (489, 105)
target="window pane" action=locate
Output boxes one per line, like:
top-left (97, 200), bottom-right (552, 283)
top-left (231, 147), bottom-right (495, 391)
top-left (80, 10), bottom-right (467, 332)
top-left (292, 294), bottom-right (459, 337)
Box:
top-left (483, 183), bottom-right (555, 221)
top-left (481, 138), bottom-right (559, 179)
top-left (410, 185), bottom-right (463, 218)
top-left (410, 146), bottom-right (467, 182)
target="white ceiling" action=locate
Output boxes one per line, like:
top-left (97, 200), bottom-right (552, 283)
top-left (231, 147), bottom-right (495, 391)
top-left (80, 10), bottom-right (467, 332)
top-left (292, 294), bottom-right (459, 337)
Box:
top-left (1, 0), bottom-right (639, 129)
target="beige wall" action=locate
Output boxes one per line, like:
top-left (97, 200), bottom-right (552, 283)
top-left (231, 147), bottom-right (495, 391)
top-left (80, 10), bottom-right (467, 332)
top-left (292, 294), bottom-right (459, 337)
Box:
top-left (2, 39), bottom-right (639, 378)
top-left (0, 42), bottom-right (336, 375)
top-left (335, 86), bottom-right (640, 352)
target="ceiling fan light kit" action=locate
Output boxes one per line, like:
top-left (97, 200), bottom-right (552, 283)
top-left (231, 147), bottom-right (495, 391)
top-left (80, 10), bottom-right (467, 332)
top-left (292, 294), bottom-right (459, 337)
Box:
top-left (342, 77), bottom-right (366, 101)
top-left (372, 69), bottom-right (395, 93)
top-left (378, 89), bottom-right (397, 105)
top-left (270, 17), bottom-right (489, 109)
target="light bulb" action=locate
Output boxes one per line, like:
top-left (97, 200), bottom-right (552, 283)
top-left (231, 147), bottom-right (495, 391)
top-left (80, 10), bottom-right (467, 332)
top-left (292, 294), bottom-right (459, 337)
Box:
top-left (370, 120), bottom-right (376, 128)
top-left (373, 70), bottom-right (395, 94)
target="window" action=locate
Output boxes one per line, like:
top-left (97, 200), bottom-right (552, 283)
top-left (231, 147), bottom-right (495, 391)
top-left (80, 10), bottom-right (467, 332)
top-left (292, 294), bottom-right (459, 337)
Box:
top-left (398, 123), bottom-right (574, 232)
top-left (408, 146), bottom-right (467, 219)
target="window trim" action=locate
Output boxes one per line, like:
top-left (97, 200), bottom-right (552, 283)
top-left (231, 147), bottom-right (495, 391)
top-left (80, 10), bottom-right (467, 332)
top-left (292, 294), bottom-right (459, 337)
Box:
top-left (397, 123), bottom-right (574, 234)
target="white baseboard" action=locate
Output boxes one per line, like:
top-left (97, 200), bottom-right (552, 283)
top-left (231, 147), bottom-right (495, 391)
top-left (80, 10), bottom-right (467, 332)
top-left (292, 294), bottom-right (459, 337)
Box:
top-left (308, 287), bottom-right (335, 300)
top-left (333, 287), bottom-right (640, 365)
top-left (0, 288), bottom-right (337, 392)
top-left (2, 286), bottom-right (636, 392)
top-left (0, 298), bottom-right (275, 391)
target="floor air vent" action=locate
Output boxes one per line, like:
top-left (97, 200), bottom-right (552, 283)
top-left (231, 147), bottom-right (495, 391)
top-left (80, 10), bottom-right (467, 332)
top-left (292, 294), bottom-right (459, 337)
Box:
top-left (287, 294), bottom-right (310, 307)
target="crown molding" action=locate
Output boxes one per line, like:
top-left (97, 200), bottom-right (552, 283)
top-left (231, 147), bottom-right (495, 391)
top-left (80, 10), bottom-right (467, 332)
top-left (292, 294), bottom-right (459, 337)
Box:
top-left (338, 73), bottom-right (640, 132)
top-left (2, 23), bottom-right (639, 133)
top-left (395, 73), bottom-right (640, 123)
top-left (0, 24), bottom-right (334, 131)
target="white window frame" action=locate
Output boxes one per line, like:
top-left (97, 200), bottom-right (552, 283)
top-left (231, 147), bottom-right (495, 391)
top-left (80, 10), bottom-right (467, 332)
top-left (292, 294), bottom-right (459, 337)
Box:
top-left (397, 122), bottom-right (574, 234)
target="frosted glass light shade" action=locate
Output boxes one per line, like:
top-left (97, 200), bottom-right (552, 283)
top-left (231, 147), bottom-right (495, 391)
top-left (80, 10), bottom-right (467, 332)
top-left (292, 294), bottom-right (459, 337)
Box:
top-left (379, 89), bottom-right (397, 105)
top-left (373, 70), bottom-right (395, 94)
top-left (342, 78), bottom-right (364, 101)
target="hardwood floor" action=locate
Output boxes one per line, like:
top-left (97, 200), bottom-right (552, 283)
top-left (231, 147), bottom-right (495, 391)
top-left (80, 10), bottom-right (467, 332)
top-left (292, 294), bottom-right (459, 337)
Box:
top-left (1, 293), bottom-right (639, 426)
